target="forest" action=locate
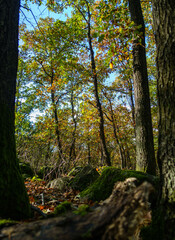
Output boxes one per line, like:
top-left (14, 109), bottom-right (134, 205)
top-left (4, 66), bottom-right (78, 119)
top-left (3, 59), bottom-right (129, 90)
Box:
top-left (0, 0), bottom-right (175, 239)
top-left (17, 0), bottom-right (156, 173)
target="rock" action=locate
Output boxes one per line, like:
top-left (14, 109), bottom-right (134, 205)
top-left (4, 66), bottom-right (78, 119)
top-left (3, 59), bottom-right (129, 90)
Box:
top-left (46, 177), bottom-right (71, 191)
top-left (19, 162), bottom-right (34, 178)
top-left (69, 165), bottom-right (100, 191)
top-left (80, 167), bottom-right (159, 201)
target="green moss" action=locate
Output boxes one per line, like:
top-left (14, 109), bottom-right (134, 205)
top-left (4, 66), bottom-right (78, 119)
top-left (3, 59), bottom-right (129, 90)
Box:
top-left (80, 167), bottom-right (159, 201)
top-left (0, 219), bottom-right (18, 229)
top-left (73, 204), bottom-right (90, 216)
top-left (54, 201), bottom-right (72, 215)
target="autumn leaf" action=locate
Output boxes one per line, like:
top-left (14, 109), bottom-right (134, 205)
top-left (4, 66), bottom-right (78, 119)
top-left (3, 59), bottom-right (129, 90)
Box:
top-left (109, 62), bottom-right (113, 69)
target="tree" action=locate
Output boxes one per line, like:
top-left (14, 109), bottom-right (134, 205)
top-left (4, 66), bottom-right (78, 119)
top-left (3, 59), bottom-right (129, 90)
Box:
top-left (128, 0), bottom-right (156, 175)
top-left (0, 0), bottom-right (31, 219)
top-left (68, 0), bottom-right (111, 166)
top-left (102, 91), bottom-right (134, 169)
top-left (152, 0), bottom-right (175, 238)
top-left (90, 0), bottom-right (158, 170)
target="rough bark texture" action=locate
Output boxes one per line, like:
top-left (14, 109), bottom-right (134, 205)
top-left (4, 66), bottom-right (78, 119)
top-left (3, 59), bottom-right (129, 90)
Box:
top-left (128, 0), bottom-right (156, 175)
top-left (152, 0), bottom-right (175, 238)
top-left (0, 178), bottom-right (153, 240)
top-left (0, 0), bottom-right (31, 219)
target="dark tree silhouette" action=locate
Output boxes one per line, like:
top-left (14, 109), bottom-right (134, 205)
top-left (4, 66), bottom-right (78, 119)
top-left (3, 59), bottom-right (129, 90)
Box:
top-left (0, 0), bottom-right (31, 220)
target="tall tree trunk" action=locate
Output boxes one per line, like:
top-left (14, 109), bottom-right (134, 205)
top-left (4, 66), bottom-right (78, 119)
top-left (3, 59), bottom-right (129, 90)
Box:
top-left (128, 78), bottom-right (136, 133)
top-left (50, 73), bottom-right (63, 163)
top-left (152, 0), bottom-right (175, 238)
top-left (69, 89), bottom-right (77, 162)
top-left (0, 0), bottom-right (31, 220)
top-left (128, 0), bottom-right (156, 175)
top-left (87, 5), bottom-right (111, 166)
top-left (87, 141), bottom-right (91, 164)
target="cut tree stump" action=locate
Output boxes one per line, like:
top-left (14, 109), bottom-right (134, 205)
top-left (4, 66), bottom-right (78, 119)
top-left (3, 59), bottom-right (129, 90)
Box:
top-left (0, 178), bottom-right (154, 240)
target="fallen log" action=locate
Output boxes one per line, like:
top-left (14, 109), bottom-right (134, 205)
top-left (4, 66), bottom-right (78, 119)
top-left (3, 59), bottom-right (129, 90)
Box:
top-left (0, 178), bottom-right (154, 240)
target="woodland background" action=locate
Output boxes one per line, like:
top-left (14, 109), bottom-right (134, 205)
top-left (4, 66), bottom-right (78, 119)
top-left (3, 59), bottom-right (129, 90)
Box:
top-left (0, 0), bottom-right (174, 239)
top-left (16, 0), bottom-right (157, 174)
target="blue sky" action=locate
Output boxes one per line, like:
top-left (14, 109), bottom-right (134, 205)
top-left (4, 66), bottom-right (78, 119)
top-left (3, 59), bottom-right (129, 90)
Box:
top-left (20, 1), bottom-right (70, 29)
top-left (19, 1), bottom-right (118, 122)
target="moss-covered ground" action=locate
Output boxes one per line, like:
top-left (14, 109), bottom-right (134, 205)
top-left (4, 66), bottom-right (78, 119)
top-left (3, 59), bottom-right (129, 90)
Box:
top-left (0, 219), bottom-right (18, 229)
top-left (80, 167), bottom-right (159, 201)
top-left (54, 201), bottom-right (72, 215)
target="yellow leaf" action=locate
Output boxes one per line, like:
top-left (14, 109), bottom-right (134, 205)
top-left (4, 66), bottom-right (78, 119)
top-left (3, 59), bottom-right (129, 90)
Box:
top-left (118, 27), bottom-right (122, 33)
top-left (110, 62), bottom-right (113, 69)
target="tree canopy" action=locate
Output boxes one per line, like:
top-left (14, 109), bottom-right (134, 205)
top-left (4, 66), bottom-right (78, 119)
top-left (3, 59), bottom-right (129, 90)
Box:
top-left (17, 0), bottom-right (157, 172)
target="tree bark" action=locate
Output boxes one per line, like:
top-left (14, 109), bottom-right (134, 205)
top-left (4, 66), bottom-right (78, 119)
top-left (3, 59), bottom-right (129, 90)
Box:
top-left (152, 0), bottom-right (175, 238)
top-left (87, 141), bottom-right (91, 164)
top-left (69, 89), bottom-right (77, 162)
top-left (128, 0), bottom-right (156, 175)
top-left (128, 78), bottom-right (136, 133)
top-left (0, 0), bottom-right (31, 220)
top-left (86, 4), bottom-right (111, 166)
top-left (0, 178), bottom-right (153, 240)
top-left (108, 99), bottom-right (127, 168)
top-left (50, 73), bottom-right (63, 162)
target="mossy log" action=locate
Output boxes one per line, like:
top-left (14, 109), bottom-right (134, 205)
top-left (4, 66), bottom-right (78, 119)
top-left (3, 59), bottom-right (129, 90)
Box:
top-left (0, 178), bottom-right (154, 240)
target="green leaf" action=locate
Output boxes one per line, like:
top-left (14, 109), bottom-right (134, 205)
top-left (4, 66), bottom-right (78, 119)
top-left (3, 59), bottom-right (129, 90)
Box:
top-left (98, 34), bottom-right (105, 43)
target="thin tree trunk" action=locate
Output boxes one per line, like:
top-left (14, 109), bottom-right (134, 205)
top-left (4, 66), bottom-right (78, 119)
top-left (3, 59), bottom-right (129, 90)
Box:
top-left (45, 134), bottom-right (51, 165)
top-left (152, 0), bottom-right (175, 238)
top-left (87, 141), bottom-right (91, 164)
top-left (50, 73), bottom-right (63, 162)
top-left (0, 0), bottom-right (31, 220)
top-left (69, 89), bottom-right (77, 162)
top-left (128, 78), bottom-right (136, 132)
top-left (128, 0), bottom-right (156, 175)
top-left (86, 4), bottom-right (111, 166)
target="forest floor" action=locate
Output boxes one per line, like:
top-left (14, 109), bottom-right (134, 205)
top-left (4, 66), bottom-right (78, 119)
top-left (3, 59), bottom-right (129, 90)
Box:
top-left (0, 178), bottom-right (153, 240)
top-left (25, 178), bottom-right (96, 221)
